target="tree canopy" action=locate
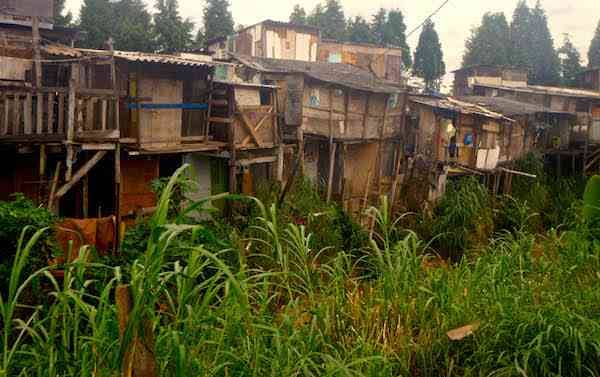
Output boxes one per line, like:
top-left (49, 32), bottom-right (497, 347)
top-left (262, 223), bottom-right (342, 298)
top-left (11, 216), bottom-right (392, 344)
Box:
top-left (413, 19), bottom-right (446, 91)
top-left (589, 20), bottom-right (600, 68)
top-left (78, 0), bottom-right (116, 49)
top-left (154, 0), bottom-right (194, 53)
top-left (347, 16), bottom-right (373, 44)
top-left (53, 0), bottom-right (73, 26)
top-left (290, 5), bottom-right (308, 25)
top-left (320, 0), bottom-right (346, 41)
top-left (558, 34), bottom-right (583, 87)
top-left (462, 12), bottom-right (511, 67)
top-left (203, 0), bottom-right (234, 43)
top-left (528, 1), bottom-right (560, 85)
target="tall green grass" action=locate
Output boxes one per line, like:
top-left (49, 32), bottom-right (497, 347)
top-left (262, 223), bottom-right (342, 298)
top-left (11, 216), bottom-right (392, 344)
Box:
top-left (2, 163), bottom-right (600, 376)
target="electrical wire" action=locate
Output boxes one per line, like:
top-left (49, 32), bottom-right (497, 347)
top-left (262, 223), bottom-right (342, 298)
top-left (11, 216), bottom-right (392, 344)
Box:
top-left (406, 0), bottom-right (451, 38)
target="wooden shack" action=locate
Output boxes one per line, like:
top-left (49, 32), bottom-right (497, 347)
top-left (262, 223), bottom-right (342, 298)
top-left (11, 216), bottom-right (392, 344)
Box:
top-left (0, 18), bottom-right (280, 229)
top-left (231, 55), bottom-right (407, 216)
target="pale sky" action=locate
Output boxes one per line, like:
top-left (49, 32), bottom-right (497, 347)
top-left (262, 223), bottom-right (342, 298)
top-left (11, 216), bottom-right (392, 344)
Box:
top-left (63, 0), bottom-right (600, 73)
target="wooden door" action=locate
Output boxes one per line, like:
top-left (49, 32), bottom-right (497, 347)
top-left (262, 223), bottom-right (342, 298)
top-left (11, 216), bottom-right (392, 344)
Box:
top-left (138, 78), bottom-right (183, 147)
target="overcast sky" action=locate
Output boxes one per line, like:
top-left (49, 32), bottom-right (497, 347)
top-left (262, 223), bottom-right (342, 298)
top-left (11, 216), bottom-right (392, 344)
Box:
top-left (63, 0), bottom-right (600, 72)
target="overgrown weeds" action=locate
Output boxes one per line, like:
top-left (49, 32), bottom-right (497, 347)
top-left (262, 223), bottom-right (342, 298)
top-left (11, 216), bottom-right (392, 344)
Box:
top-left (1, 160), bottom-right (599, 376)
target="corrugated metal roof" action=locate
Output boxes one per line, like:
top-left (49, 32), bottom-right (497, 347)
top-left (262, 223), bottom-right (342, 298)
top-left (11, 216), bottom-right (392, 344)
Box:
top-left (233, 54), bottom-right (403, 94)
top-left (42, 44), bottom-right (83, 57)
top-left (475, 83), bottom-right (600, 100)
top-left (112, 50), bottom-right (214, 67)
top-left (409, 95), bottom-right (514, 121)
top-left (457, 96), bottom-right (574, 116)
top-left (41, 45), bottom-right (216, 67)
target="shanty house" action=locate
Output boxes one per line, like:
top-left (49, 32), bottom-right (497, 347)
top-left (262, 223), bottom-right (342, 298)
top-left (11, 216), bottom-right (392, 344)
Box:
top-left (317, 40), bottom-right (405, 83)
top-left (453, 65), bottom-right (529, 97)
top-left (0, 15), bottom-right (280, 240)
top-left (407, 95), bottom-right (515, 171)
top-left (231, 55), bottom-right (407, 216)
top-left (207, 20), bottom-right (320, 62)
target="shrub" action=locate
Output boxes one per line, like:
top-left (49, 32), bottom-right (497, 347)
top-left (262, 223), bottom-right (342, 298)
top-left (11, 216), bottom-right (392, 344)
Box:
top-left (0, 194), bottom-right (56, 294)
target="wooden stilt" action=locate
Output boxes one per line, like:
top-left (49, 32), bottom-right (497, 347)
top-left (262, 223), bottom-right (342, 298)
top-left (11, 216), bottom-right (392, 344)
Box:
top-left (326, 142), bottom-right (337, 203)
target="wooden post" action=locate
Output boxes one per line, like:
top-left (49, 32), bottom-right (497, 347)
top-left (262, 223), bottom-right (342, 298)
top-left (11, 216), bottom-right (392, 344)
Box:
top-left (48, 162), bottom-right (62, 213)
top-left (326, 142), bottom-right (337, 203)
top-left (228, 87), bottom-right (237, 194)
top-left (32, 17), bottom-right (43, 135)
top-left (109, 38), bottom-right (122, 251)
top-left (115, 285), bottom-right (157, 377)
top-left (66, 80), bottom-right (76, 181)
top-left (276, 145), bottom-right (284, 183)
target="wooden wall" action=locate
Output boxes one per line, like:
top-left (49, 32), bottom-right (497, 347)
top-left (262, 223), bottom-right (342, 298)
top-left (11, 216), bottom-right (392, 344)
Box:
top-left (300, 80), bottom-right (403, 141)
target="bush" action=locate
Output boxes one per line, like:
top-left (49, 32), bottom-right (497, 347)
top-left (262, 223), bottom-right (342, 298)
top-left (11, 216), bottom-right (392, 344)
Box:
top-left (0, 194), bottom-right (56, 294)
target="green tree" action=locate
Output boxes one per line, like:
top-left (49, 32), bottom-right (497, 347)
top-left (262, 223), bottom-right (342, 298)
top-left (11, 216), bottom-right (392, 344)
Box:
top-left (307, 4), bottom-right (326, 32)
top-left (321, 0), bottom-right (346, 41)
top-left (462, 12), bottom-right (511, 67)
top-left (558, 34), bottom-right (583, 87)
top-left (528, 1), bottom-right (560, 85)
top-left (371, 8), bottom-right (388, 44)
top-left (369, 8), bottom-right (411, 68)
top-left (290, 5), bottom-right (308, 25)
top-left (53, 0), bottom-right (72, 26)
top-left (112, 0), bottom-right (155, 52)
top-left (589, 20), bottom-right (600, 68)
top-left (78, 0), bottom-right (114, 49)
top-left (347, 16), bottom-right (373, 44)
top-left (204, 0), bottom-right (234, 43)
top-left (509, 0), bottom-right (533, 69)
top-left (154, 0), bottom-right (194, 53)
top-left (413, 19), bottom-right (445, 91)
top-left (386, 10), bottom-right (412, 68)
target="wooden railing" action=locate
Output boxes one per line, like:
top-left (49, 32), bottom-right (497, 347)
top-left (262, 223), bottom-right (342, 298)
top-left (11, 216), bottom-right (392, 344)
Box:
top-left (0, 87), bottom-right (119, 141)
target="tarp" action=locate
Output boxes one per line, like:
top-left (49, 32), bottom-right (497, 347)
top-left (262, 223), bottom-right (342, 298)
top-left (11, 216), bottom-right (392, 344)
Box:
top-left (56, 216), bottom-right (116, 261)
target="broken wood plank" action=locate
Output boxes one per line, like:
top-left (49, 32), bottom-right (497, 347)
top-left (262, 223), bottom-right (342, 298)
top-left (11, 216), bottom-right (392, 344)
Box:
top-left (56, 150), bottom-right (107, 199)
top-left (497, 167), bottom-right (537, 179)
top-left (13, 95), bottom-right (21, 134)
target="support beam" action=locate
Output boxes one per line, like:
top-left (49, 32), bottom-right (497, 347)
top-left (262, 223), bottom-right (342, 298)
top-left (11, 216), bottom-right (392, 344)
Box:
top-left (48, 162), bottom-right (62, 213)
top-left (55, 151), bottom-right (107, 199)
top-left (326, 142), bottom-right (337, 203)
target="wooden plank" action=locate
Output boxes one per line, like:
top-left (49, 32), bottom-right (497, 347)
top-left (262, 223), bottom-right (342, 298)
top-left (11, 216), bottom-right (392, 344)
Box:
top-left (58, 93), bottom-right (65, 134)
top-left (55, 151), bottom-right (108, 199)
top-left (2, 94), bottom-right (8, 135)
top-left (240, 110), bottom-right (271, 147)
top-left (47, 92), bottom-right (55, 134)
top-left (48, 161), bottom-right (61, 213)
top-left (101, 100), bottom-right (107, 131)
top-left (237, 109), bottom-right (263, 148)
top-left (236, 156), bottom-right (278, 167)
top-left (362, 94), bottom-right (371, 139)
top-left (209, 116), bottom-right (234, 124)
top-left (36, 92), bottom-right (43, 134)
top-left (85, 97), bottom-right (94, 131)
top-left (13, 95), bottom-right (21, 135)
top-left (24, 93), bottom-right (32, 134)
top-left (66, 81), bottom-right (77, 181)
